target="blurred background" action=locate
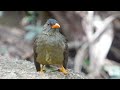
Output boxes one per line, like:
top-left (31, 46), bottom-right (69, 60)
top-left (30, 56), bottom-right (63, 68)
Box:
top-left (0, 11), bottom-right (120, 79)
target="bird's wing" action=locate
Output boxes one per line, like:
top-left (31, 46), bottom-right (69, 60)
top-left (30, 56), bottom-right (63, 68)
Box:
top-left (63, 38), bottom-right (68, 69)
top-left (33, 36), bottom-right (41, 71)
top-left (33, 36), bottom-right (37, 60)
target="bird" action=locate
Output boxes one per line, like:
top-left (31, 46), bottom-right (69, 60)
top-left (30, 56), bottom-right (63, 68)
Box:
top-left (33, 18), bottom-right (68, 75)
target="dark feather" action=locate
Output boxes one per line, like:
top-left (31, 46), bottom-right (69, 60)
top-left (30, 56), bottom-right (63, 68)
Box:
top-left (63, 38), bottom-right (68, 69)
top-left (33, 37), bottom-right (40, 71)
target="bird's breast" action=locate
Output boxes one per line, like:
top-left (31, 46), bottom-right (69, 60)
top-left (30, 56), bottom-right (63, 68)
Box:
top-left (36, 34), bottom-right (65, 65)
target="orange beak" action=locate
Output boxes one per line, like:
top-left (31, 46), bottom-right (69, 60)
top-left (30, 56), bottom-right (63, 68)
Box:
top-left (51, 23), bottom-right (60, 29)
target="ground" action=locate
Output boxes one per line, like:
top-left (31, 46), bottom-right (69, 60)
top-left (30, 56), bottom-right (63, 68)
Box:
top-left (0, 55), bottom-right (87, 79)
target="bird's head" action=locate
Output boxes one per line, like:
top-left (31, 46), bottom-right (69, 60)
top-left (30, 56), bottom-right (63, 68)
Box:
top-left (43, 19), bottom-right (61, 32)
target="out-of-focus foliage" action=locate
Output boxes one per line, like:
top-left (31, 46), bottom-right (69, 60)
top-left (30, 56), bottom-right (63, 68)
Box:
top-left (0, 11), bottom-right (4, 17)
top-left (24, 25), bottom-right (42, 41)
top-left (83, 59), bottom-right (90, 67)
top-left (103, 65), bottom-right (120, 79)
top-left (0, 46), bottom-right (8, 55)
top-left (21, 11), bottom-right (43, 42)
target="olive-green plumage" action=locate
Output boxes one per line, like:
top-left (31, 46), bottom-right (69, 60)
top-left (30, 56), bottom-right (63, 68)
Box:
top-left (33, 19), bottom-right (68, 72)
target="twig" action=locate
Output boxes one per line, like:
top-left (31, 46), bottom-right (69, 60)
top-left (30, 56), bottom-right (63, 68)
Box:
top-left (91, 15), bottom-right (116, 44)
top-left (74, 13), bottom-right (120, 73)
top-left (74, 43), bottom-right (88, 73)
top-left (68, 40), bottom-right (85, 49)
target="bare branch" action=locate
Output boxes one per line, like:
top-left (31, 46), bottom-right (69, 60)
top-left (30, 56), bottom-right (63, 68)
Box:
top-left (91, 14), bottom-right (120, 44)
top-left (74, 13), bottom-right (120, 74)
top-left (74, 43), bottom-right (88, 73)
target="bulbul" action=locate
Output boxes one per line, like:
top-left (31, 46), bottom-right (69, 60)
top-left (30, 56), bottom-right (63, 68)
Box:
top-left (33, 19), bottom-right (68, 74)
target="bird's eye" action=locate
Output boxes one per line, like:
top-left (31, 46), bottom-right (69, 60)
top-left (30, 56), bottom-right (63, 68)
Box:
top-left (47, 23), bottom-right (50, 25)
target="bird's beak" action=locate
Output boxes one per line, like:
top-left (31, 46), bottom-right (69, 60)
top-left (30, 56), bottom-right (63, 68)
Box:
top-left (51, 23), bottom-right (60, 29)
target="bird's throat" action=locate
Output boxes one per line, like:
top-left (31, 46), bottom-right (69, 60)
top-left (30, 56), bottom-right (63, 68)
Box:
top-left (43, 29), bottom-right (58, 36)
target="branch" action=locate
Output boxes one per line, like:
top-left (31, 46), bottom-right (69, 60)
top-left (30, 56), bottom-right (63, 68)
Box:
top-left (74, 43), bottom-right (88, 73)
top-left (91, 14), bottom-right (120, 44)
top-left (74, 13), bottom-right (120, 73)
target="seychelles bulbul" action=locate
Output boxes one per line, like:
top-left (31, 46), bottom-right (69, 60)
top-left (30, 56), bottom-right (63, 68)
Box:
top-left (33, 18), bottom-right (68, 75)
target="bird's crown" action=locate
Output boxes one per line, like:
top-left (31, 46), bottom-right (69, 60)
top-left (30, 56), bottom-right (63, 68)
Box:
top-left (47, 18), bottom-right (58, 25)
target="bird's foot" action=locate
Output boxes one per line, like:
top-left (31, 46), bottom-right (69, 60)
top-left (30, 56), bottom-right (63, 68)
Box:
top-left (39, 70), bottom-right (44, 74)
top-left (39, 65), bottom-right (46, 74)
top-left (59, 66), bottom-right (68, 75)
